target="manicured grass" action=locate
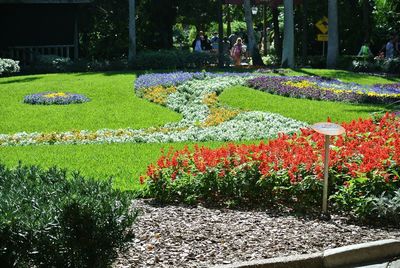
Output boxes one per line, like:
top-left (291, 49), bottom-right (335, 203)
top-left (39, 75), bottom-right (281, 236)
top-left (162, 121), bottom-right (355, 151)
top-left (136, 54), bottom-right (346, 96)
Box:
top-left (1, 69), bottom-right (398, 191)
top-left (219, 86), bottom-right (389, 124)
top-left (0, 72), bottom-right (182, 134)
top-left (0, 140), bottom-right (260, 191)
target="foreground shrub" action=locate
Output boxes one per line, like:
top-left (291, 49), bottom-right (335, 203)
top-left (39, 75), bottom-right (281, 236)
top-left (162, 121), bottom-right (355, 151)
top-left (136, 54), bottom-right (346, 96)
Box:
top-left (0, 58), bottom-right (20, 76)
top-left (141, 114), bottom-right (400, 218)
top-left (0, 164), bottom-right (136, 267)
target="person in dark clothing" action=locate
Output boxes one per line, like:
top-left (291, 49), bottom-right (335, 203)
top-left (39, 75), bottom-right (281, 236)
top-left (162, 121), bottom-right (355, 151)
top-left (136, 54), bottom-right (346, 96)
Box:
top-left (201, 35), bottom-right (212, 51)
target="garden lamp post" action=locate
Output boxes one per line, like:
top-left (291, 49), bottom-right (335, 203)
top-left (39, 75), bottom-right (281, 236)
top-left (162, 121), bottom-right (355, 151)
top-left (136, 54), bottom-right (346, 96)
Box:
top-left (311, 122), bottom-right (345, 214)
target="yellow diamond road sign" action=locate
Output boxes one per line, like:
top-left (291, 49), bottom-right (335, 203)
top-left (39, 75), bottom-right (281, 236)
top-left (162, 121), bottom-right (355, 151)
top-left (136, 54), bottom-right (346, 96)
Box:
top-left (316, 16), bottom-right (328, 34)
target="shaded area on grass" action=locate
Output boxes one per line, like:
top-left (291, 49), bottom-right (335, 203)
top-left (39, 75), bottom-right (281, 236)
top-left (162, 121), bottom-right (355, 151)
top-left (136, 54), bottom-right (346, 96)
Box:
top-left (0, 76), bottom-right (43, 85)
top-left (219, 86), bottom-right (389, 124)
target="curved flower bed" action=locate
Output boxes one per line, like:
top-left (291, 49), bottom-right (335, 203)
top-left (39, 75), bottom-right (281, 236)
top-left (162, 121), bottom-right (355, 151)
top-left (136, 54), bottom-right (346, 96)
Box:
top-left (141, 114), bottom-right (400, 221)
top-left (24, 92), bottom-right (90, 105)
top-left (5, 72), bottom-right (398, 147)
top-left (247, 76), bottom-right (400, 104)
top-left (1, 73), bottom-right (307, 146)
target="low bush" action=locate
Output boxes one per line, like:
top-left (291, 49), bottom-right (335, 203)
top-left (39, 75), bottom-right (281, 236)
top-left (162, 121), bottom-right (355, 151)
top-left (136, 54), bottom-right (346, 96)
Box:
top-left (0, 164), bottom-right (136, 267)
top-left (134, 50), bottom-right (231, 69)
top-left (381, 58), bottom-right (400, 74)
top-left (351, 58), bottom-right (378, 72)
top-left (33, 54), bottom-right (73, 72)
top-left (28, 55), bottom-right (128, 73)
top-left (262, 55), bottom-right (279, 66)
top-left (0, 58), bottom-right (20, 76)
top-left (141, 114), bottom-right (400, 219)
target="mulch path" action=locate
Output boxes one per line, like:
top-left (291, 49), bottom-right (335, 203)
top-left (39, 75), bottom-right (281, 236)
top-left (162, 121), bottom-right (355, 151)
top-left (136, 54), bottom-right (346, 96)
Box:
top-left (113, 199), bottom-right (400, 268)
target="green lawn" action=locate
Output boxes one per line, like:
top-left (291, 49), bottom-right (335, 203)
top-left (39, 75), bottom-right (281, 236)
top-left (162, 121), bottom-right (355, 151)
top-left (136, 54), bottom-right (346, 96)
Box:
top-left (0, 69), bottom-right (398, 191)
top-left (0, 72), bottom-right (181, 134)
top-left (219, 86), bottom-right (389, 124)
top-left (0, 140), bottom-right (259, 191)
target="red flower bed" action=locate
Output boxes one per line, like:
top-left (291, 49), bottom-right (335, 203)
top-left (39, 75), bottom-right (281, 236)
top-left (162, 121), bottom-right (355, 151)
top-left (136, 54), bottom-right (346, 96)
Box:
top-left (141, 113), bottom-right (400, 211)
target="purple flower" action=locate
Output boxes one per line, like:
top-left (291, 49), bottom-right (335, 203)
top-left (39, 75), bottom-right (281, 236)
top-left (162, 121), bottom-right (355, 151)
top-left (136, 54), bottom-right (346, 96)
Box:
top-left (24, 92), bottom-right (90, 105)
top-left (247, 76), bottom-right (400, 104)
top-left (134, 71), bottom-right (254, 93)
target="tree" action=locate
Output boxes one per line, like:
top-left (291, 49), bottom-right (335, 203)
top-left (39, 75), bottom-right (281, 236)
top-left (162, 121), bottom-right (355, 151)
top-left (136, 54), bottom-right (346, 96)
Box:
top-left (128, 0), bottom-right (136, 65)
top-left (281, 0), bottom-right (294, 68)
top-left (136, 0), bottom-right (178, 50)
top-left (360, 0), bottom-right (372, 42)
top-left (272, 6), bottom-right (282, 60)
top-left (243, 0), bottom-right (264, 66)
top-left (327, 0), bottom-right (339, 69)
top-left (300, 0), bottom-right (309, 64)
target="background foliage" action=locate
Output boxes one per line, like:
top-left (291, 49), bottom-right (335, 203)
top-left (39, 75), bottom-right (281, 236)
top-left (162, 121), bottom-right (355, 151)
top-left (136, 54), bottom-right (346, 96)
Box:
top-left (77, 0), bottom-right (400, 60)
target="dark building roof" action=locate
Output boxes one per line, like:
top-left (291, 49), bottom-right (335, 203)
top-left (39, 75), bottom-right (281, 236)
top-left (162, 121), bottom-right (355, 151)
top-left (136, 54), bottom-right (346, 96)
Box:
top-left (0, 0), bottom-right (91, 3)
top-left (224, 0), bottom-right (302, 7)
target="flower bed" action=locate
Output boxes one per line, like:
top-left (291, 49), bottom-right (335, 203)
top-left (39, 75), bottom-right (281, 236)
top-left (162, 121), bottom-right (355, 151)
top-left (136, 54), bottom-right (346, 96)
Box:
top-left (247, 76), bottom-right (400, 104)
top-left (141, 114), bottom-right (400, 222)
top-left (24, 92), bottom-right (90, 105)
top-left (2, 73), bottom-right (306, 146)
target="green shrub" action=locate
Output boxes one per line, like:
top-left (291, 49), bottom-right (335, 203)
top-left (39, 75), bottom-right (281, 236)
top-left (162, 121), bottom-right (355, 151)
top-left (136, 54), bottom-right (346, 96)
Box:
top-left (134, 50), bottom-right (230, 69)
top-left (27, 56), bottom-right (128, 74)
top-left (331, 170), bottom-right (400, 222)
top-left (381, 58), bottom-right (400, 74)
top-left (351, 59), bottom-right (378, 72)
top-left (370, 189), bottom-right (400, 225)
top-left (0, 58), bottom-right (20, 76)
top-left (262, 55), bottom-right (279, 66)
top-left (0, 164), bottom-right (136, 267)
top-left (34, 54), bottom-right (73, 72)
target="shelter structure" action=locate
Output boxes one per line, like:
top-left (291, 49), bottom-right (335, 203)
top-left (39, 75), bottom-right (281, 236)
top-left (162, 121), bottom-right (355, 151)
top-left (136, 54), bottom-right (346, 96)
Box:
top-left (0, 0), bottom-right (91, 65)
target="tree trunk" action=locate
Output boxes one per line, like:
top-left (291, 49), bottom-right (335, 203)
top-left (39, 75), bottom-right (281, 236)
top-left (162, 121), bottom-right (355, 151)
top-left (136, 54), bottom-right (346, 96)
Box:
top-left (272, 7), bottom-right (282, 60)
top-left (301, 0), bottom-right (309, 64)
top-left (282, 0), bottom-right (294, 68)
top-left (226, 4), bottom-right (232, 37)
top-left (243, 0), bottom-right (264, 66)
top-left (327, 0), bottom-right (339, 69)
top-left (362, 0), bottom-right (371, 42)
top-left (128, 0), bottom-right (136, 66)
top-left (218, 0), bottom-right (224, 67)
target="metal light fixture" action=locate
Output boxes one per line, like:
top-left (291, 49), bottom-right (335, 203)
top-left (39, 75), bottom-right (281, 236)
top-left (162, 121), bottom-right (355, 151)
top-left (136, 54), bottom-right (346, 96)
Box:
top-left (251, 6), bottom-right (258, 15)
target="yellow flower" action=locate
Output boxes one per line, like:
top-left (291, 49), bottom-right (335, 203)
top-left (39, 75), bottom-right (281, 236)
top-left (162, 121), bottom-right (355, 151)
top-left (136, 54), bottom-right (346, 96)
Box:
top-left (143, 86), bottom-right (177, 105)
top-left (203, 92), bottom-right (219, 107)
top-left (203, 107), bottom-right (240, 127)
top-left (44, 92), bottom-right (67, 98)
top-left (284, 80), bottom-right (317, 89)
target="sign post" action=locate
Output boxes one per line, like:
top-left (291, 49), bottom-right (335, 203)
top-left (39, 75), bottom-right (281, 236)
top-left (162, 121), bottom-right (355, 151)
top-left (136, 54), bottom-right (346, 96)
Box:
top-left (311, 122), bottom-right (345, 214)
top-left (315, 16), bottom-right (328, 56)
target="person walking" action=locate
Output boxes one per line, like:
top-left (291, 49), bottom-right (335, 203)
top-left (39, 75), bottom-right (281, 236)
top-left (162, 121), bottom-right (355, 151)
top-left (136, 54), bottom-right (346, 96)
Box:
top-left (357, 42), bottom-right (373, 58)
top-left (231, 38), bottom-right (243, 66)
top-left (210, 32), bottom-right (219, 51)
top-left (385, 34), bottom-right (398, 59)
top-left (228, 32), bottom-right (239, 48)
top-left (192, 35), bottom-right (203, 52)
